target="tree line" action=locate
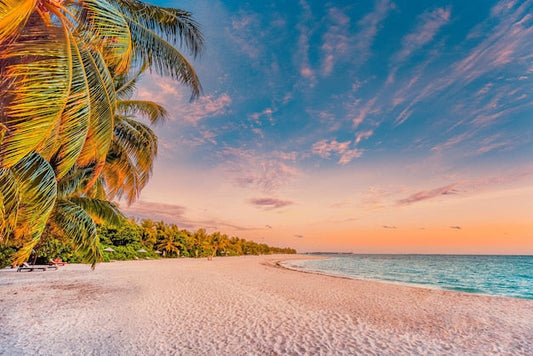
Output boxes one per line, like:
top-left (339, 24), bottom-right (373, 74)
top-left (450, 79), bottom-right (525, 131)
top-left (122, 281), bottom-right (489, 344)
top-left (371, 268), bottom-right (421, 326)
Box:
top-left (0, 219), bottom-right (296, 266)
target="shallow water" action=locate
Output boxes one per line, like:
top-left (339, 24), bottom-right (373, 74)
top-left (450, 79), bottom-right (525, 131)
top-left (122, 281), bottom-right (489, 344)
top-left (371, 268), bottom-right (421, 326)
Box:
top-left (282, 254), bottom-right (533, 299)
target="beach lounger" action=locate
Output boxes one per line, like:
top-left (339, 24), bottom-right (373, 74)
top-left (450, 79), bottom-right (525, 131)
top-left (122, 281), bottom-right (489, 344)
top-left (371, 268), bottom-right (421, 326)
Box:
top-left (17, 262), bottom-right (47, 272)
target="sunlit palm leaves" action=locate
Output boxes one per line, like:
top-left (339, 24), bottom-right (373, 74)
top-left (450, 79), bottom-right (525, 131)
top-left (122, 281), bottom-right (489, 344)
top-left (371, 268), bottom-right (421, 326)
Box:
top-left (0, 0), bottom-right (203, 266)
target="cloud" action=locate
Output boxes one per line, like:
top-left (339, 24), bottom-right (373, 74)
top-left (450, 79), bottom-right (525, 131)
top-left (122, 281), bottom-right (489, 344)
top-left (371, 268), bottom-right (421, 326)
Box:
top-left (249, 197), bottom-right (295, 209)
top-left (355, 130), bottom-right (373, 144)
top-left (395, 8), bottom-right (451, 65)
top-left (382, 225), bottom-right (397, 229)
top-left (348, 97), bottom-right (378, 128)
top-left (311, 139), bottom-right (363, 164)
top-left (178, 94), bottom-right (232, 123)
top-left (294, 234), bottom-right (304, 238)
top-left (449, 226), bottom-right (462, 230)
top-left (296, 0), bottom-right (316, 85)
top-left (121, 201), bottom-right (187, 221)
top-left (249, 107), bottom-right (274, 123)
top-left (220, 147), bottom-right (300, 193)
top-left (265, 225), bottom-right (273, 229)
top-left (354, 0), bottom-right (393, 65)
top-left (396, 183), bottom-right (459, 206)
top-left (227, 12), bottom-right (262, 59)
top-left (321, 7), bottom-right (351, 76)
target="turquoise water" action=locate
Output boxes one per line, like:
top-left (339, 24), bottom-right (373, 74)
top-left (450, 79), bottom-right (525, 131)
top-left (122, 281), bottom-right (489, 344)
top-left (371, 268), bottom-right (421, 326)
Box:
top-left (282, 254), bottom-right (533, 300)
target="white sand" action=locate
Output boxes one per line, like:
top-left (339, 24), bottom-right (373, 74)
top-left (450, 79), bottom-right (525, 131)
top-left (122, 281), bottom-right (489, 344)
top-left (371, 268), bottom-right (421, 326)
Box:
top-left (1, 255), bottom-right (532, 355)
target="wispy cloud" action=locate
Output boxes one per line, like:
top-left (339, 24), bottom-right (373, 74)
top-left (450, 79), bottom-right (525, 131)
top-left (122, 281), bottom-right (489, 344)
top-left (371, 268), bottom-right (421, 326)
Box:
top-left (249, 107), bottom-right (274, 123)
top-left (296, 0), bottom-right (316, 85)
top-left (321, 7), bottom-right (350, 76)
top-left (396, 8), bottom-right (450, 63)
top-left (382, 225), bottom-right (397, 229)
top-left (449, 225), bottom-right (462, 230)
top-left (220, 147), bottom-right (300, 193)
top-left (249, 197), bottom-right (295, 209)
top-left (388, 7), bottom-right (450, 84)
top-left (311, 139), bottom-right (362, 164)
top-left (355, 0), bottom-right (393, 65)
top-left (396, 183), bottom-right (459, 206)
top-left (347, 97), bottom-right (378, 128)
top-left (227, 12), bottom-right (262, 59)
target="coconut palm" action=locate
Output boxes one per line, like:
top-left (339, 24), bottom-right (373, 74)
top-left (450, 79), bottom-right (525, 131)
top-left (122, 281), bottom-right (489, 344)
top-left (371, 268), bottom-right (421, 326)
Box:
top-left (0, 0), bottom-right (203, 265)
top-left (1, 0), bottom-right (202, 176)
top-left (155, 224), bottom-right (183, 257)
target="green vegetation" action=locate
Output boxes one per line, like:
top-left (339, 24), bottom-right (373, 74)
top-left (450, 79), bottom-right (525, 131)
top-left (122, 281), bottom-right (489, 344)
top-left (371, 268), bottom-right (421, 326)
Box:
top-left (0, 1), bottom-right (203, 267)
top-left (0, 219), bottom-right (296, 267)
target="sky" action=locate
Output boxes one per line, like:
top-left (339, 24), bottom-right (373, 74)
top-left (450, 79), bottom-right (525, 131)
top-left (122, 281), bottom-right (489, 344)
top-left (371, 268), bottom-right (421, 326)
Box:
top-left (122, 0), bottom-right (533, 254)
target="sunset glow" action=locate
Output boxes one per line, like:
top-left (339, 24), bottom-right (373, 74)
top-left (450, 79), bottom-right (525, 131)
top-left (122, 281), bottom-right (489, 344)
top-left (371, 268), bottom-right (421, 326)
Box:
top-left (123, 0), bottom-right (533, 254)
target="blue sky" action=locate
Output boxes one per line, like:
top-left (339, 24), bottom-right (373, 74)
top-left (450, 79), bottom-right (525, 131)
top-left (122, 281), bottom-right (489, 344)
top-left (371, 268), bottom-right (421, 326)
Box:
top-left (124, 0), bottom-right (533, 253)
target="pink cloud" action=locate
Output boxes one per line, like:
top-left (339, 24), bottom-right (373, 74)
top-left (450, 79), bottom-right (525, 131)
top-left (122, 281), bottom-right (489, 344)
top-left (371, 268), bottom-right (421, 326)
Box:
top-left (396, 183), bottom-right (459, 206)
top-left (395, 7), bottom-right (451, 64)
top-left (220, 147), bottom-right (300, 193)
top-left (355, 0), bottom-right (393, 65)
top-left (321, 7), bottom-right (351, 76)
top-left (179, 94), bottom-right (232, 123)
top-left (249, 197), bottom-right (294, 210)
top-left (349, 97), bottom-right (377, 128)
top-left (311, 139), bottom-right (362, 164)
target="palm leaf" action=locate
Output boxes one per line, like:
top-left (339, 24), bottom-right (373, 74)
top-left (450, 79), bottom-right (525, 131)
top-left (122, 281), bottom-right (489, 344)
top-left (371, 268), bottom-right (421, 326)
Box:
top-left (52, 199), bottom-right (102, 268)
top-left (0, 18), bottom-right (71, 167)
top-left (117, 99), bottom-right (167, 124)
top-left (10, 153), bottom-right (57, 265)
top-left (80, 0), bottom-right (132, 75)
top-left (115, 58), bottom-right (149, 100)
top-left (44, 31), bottom-right (92, 179)
top-left (68, 197), bottom-right (124, 226)
top-left (75, 32), bottom-right (116, 178)
top-left (109, 0), bottom-right (204, 57)
top-left (0, 168), bottom-right (19, 241)
top-left (121, 16), bottom-right (202, 99)
top-left (0, 0), bottom-right (36, 46)
top-left (104, 116), bottom-right (157, 203)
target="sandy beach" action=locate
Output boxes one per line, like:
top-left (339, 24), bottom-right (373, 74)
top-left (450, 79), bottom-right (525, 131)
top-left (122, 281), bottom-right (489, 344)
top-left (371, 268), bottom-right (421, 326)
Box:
top-left (1, 255), bottom-right (532, 355)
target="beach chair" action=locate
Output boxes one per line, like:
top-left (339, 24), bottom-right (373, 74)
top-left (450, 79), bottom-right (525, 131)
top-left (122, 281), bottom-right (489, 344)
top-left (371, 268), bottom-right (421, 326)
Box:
top-left (17, 262), bottom-right (47, 272)
top-left (49, 258), bottom-right (67, 267)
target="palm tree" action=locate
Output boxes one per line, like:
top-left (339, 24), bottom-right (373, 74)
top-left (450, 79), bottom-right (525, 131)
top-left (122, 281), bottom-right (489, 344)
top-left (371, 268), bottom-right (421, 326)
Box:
top-left (0, 0), bottom-right (204, 265)
top-left (1, 0), bottom-right (202, 175)
top-left (206, 232), bottom-right (229, 259)
top-left (155, 224), bottom-right (183, 258)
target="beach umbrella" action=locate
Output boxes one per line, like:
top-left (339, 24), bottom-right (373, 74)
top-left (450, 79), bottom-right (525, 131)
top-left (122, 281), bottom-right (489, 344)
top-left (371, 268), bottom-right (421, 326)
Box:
top-left (103, 247), bottom-right (115, 252)
top-left (137, 249), bottom-right (147, 253)
top-left (154, 250), bottom-right (162, 254)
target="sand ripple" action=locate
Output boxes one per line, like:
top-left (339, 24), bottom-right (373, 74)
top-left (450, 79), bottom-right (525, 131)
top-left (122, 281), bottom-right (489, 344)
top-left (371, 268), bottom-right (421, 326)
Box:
top-left (1, 256), bottom-right (532, 355)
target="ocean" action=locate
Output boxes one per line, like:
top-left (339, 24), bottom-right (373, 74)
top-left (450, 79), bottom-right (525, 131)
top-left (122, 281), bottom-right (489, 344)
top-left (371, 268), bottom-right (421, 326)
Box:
top-left (281, 254), bottom-right (533, 300)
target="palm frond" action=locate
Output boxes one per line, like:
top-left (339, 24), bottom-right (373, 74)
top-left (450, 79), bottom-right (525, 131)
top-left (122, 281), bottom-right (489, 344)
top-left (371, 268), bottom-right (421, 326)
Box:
top-left (0, 168), bottom-right (19, 241)
top-left (45, 31), bottom-right (91, 179)
top-left (0, 0), bottom-right (36, 46)
top-left (117, 99), bottom-right (167, 124)
top-left (75, 32), bottom-right (116, 172)
top-left (103, 116), bottom-right (157, 203)
top-left (115, 58), bottom-right (149, 100)
top-left (10, 153), bottom-right (57, 264)
top-left (0, 18), bottom-right (71, 167)
top-left (122, 16), bottom-right (202, 99)
top-left (80, 0), bottom-right (132, 75)
top-left (109, 0), bottom-right (204, 57)
top-left (52, 199), bottom-right (102, 268)
top-left (68, 197), bottom-right (124, 226)
top-left (103, 140), bottom-right (139, 203)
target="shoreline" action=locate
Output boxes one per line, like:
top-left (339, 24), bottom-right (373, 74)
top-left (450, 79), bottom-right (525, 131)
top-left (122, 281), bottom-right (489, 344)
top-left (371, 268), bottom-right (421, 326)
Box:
top-left (275, 254), bottom-right (533, 301)
top-left (1, 255), bottom-right (532, 355)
